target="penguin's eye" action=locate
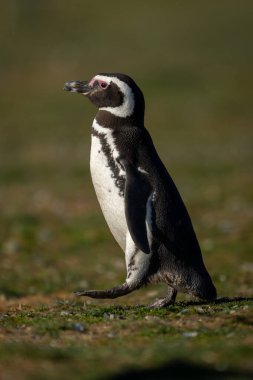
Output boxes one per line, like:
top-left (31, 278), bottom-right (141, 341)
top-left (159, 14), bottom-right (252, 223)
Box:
top-left (99, 81), bottom-right (108, 89)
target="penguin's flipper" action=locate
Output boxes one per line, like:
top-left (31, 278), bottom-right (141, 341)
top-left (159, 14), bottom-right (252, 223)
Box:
top-left (121, 159), bottom-right (153, 254)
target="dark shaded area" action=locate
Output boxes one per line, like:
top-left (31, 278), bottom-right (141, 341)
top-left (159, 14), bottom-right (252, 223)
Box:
top-left (107, 360), bottom-right (253, 380)
top-left (111, 297), bottom-right (253, 311)
top-left (182, 297), bottom-right (253, 307)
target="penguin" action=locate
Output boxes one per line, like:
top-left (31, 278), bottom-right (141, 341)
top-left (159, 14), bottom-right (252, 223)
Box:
top-left (64, 73), bottom-right (217, 307)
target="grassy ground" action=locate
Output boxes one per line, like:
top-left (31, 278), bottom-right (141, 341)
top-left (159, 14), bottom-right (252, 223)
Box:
top-left (0, 1), bottom-right (253, 379)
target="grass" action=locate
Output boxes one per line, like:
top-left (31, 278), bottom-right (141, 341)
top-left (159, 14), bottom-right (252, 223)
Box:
top-left (0, 1), bottom-right (253, 379)
top-left (0, 299), bottom-right (252, 379)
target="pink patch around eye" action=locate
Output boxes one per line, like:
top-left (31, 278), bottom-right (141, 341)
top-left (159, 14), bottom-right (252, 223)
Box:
top-left (99, 81), bottom-right (107, 88)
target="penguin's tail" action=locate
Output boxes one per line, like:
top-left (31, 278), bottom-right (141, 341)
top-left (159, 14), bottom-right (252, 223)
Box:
top-left (191, 272), bottom-right (217, 301)
top-left (74, 282), bottom-right (139, 299)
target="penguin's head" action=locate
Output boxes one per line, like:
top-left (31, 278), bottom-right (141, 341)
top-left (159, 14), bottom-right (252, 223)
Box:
top-left (64, 73), bottom-right (145, 123)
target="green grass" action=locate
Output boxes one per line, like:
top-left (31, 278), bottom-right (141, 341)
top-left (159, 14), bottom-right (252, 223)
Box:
top-left (0, 1), bottom-right (253, 379)
top-left (0, 300), bottom-right (252, 379)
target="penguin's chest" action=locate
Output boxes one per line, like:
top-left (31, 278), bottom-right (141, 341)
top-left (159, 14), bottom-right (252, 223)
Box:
top-left (90, 131), bottom-right (127, 250)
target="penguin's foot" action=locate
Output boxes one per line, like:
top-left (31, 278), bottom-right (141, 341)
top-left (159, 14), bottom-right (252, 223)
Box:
top-left (148, 287), bottom-right (177, 309)
top-left (148, 298), bottom-right (173, 309)
top-left (74, 282), bottom-right (135, 299)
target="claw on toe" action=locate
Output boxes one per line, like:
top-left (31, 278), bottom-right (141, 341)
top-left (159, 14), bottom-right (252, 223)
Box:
top-left (148, 298), bottom-right (175, 309)
top-left (74, 290), bottom-right (88, 296)
top-left (74, 290), bottom-right (101, 298)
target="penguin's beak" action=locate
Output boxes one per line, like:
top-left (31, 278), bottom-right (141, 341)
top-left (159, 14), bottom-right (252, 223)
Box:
top-left (63, 80), bottom-right (91, 95)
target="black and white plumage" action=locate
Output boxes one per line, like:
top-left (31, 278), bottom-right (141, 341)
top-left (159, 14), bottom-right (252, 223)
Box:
top-left (64, 73), bottom-right (217, 307)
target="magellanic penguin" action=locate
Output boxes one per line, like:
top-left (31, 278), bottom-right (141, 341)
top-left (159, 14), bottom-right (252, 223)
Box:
top-left (64, 73), bottom-right (217, 308)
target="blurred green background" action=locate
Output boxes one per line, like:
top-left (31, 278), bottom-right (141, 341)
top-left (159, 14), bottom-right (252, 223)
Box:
top-left (0, 1), bottom-right (252, 379)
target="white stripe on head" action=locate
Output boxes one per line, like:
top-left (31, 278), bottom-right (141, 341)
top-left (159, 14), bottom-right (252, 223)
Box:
top-left (93, 75), bottom-right (135, 118)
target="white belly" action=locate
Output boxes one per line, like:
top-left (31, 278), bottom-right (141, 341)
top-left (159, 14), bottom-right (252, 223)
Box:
top-left (90, 131), bottom-right (127, 250)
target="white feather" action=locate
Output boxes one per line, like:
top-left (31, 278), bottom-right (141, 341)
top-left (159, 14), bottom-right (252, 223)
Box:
top-left (138, 167), bottom-right (148, 174)
top-left (90, 120), bottom-right (127, 249)
top-left (125, 231), bottom-right (151, 285)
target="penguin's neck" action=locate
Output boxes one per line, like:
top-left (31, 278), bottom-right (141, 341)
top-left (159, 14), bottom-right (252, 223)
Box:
top-left (95, 109), bottom-right (144, 129)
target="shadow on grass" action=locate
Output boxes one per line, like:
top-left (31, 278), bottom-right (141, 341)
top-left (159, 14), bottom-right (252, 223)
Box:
top-left (106, 360), bottom-right (253, 380)
top-left (181, 297), bottom-right (253, 307)
top-left (132, 296), bottom-right (253, 309)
